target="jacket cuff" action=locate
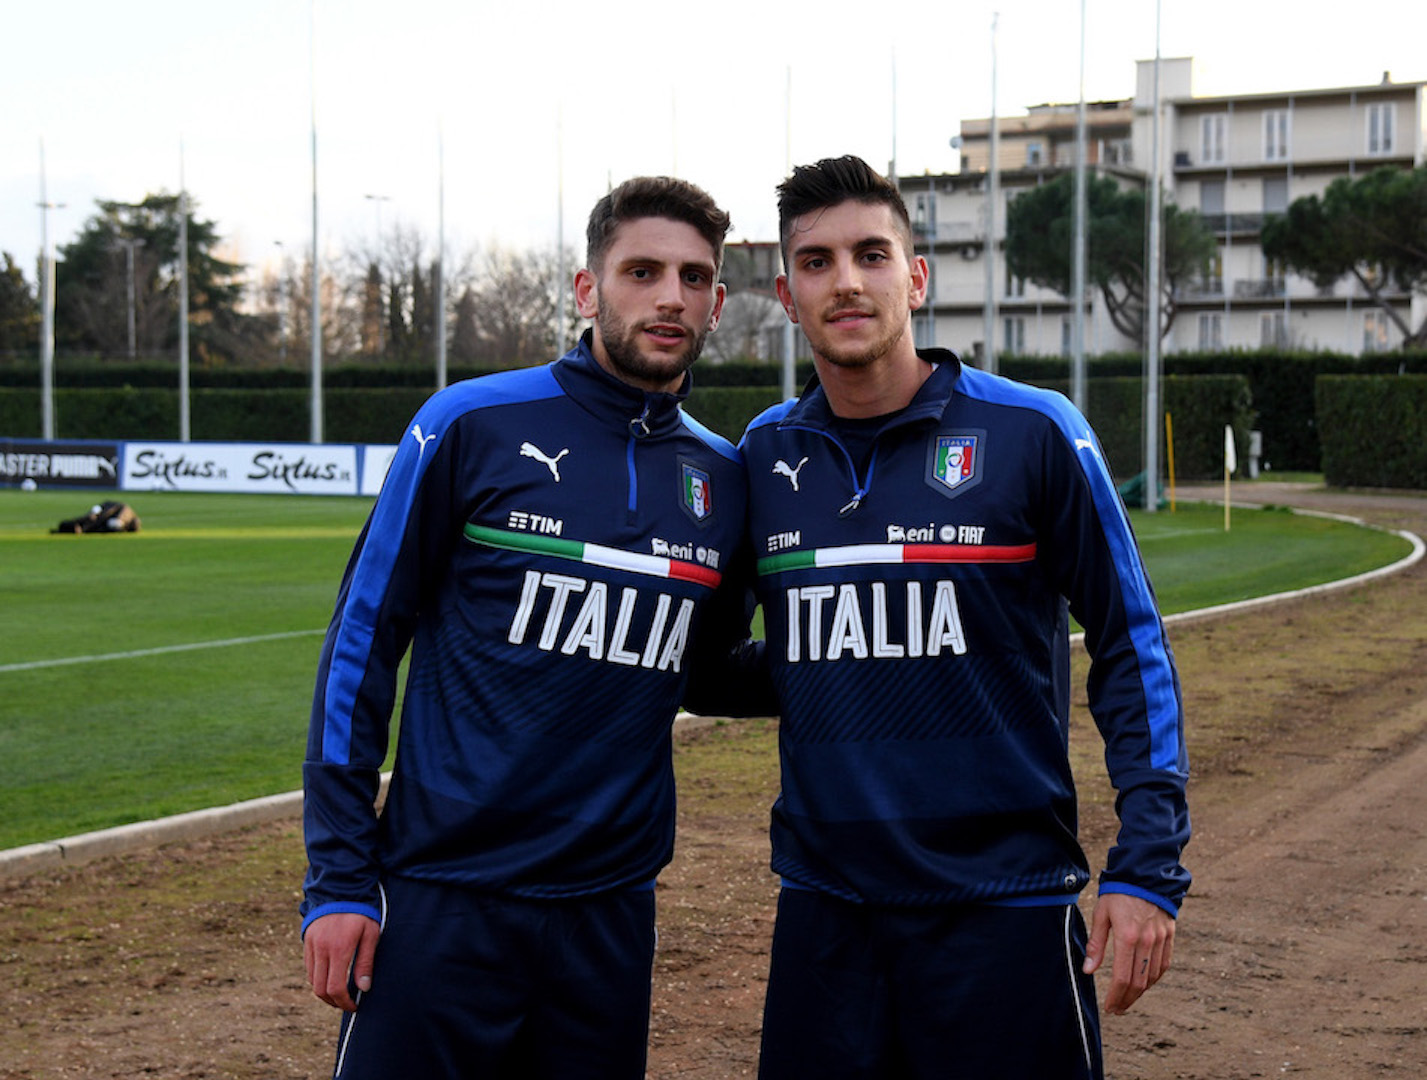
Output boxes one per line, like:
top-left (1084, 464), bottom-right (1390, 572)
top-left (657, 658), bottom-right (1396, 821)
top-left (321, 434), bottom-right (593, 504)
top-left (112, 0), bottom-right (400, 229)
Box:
top-left (300, 900), bottom-right (383, 938)
top-left (1098, 881), bottom-right (1180, 918)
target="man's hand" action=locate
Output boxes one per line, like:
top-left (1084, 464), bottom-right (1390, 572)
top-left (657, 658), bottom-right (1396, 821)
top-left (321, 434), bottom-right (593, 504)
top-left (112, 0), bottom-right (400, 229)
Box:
top-left (304, 912), bottom-right (381, 1012)
top-left (1082, 892), bottom-right (1176, 1015)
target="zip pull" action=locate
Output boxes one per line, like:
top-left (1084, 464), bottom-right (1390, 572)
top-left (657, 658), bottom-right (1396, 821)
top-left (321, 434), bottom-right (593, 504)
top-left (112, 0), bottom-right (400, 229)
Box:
top-left (837, 447), bottom-right (877, 517)
top-left (629, 404), bottom-right (652, 439)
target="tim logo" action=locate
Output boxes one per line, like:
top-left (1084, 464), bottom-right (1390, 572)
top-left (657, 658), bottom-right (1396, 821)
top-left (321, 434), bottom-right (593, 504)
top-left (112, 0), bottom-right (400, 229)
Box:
top-left (681, 462), bottom-right (713, 523)
top-left (925, 432), bottom-right (985, 500)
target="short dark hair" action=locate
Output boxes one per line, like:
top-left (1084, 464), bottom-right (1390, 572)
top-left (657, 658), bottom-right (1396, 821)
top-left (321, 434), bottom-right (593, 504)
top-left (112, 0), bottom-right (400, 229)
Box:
top-left (776, 155), bottom-right (913, 269)
top-left (585, 176), bottom-right (731, 275)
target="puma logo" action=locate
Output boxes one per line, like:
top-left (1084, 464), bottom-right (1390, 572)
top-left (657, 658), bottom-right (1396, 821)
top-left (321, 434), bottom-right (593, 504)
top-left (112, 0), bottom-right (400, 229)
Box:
top-left (520, 442), bottom-right (570, 482)
top-left (409, 424), bottom-right (438, 458)
top-left (773, 457), bottom-right (809, 492)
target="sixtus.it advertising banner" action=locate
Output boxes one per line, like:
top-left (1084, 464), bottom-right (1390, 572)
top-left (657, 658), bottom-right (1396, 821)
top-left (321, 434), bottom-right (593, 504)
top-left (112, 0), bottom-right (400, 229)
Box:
top-left (121, 442), bottom-right (361, 496)
top-left (1, 440), bottom-right (121, 490)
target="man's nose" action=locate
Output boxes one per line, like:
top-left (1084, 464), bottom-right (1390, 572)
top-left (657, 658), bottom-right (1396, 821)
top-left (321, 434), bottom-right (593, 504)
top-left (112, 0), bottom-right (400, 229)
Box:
top-left (655, 276), bottom-right (688, 312)
top-left (833, 256), bottom-right (862, 296)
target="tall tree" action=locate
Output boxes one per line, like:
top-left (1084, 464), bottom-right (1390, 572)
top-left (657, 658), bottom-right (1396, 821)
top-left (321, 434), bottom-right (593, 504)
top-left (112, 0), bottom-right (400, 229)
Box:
top-left (1261, 165), bottom-right (1427, 347)
top-left (0, 252), bottom-right (39, 354)
top-left (1005, 171), bottom-right (1216, 343)
top-left (52, 192), bottom-right (248, 362)
top-left (462, 245), bottom-right (566, 367)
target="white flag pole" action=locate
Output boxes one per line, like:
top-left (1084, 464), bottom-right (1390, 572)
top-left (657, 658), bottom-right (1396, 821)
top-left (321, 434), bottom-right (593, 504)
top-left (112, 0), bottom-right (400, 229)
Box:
top-left (1223, 424), bottom-right (1237, 531)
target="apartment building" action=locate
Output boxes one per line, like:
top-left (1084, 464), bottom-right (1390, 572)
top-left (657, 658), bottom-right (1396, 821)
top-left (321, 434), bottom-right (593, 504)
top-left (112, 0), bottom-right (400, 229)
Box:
top-left (901, 58), bottom-right (1426, 359)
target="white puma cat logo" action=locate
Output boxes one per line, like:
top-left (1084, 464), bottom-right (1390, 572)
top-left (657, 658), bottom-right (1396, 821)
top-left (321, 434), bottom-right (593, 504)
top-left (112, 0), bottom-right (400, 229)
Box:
top-left (409, 424), bottom-right (438, 458)
top-left (520, 442), bottom-right (570, 482)
top-left (773, 457), bottom-right (809, 492)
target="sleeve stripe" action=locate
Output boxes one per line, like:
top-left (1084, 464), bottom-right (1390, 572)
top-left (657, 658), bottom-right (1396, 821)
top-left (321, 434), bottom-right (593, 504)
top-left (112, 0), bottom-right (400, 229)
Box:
top-left (320, 369), bottom-right (563, 765)
top-left (957, 368), bottom-right (1183, 771)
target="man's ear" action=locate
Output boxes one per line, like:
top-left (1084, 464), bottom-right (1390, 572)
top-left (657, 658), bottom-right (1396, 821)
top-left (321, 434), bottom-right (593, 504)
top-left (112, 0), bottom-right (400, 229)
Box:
top-left (707, 282), bottom-right (727, 331)
top-left (775, 274), bottom-right (799, 324)
top-left (574, 267), bottom-right (599, 320)
top-left (908, 254), bottom-right (930, 313)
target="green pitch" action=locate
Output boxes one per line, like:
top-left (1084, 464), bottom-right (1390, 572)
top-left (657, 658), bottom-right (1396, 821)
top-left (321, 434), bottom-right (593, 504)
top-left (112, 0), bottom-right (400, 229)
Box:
top-left (1, 490), bottom-right (375, 851)
top-left (0, 489), bottom-right (1414, 851)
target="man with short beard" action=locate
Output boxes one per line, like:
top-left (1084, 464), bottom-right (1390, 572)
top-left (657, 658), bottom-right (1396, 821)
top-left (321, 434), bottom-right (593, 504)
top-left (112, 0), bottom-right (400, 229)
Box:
top-left (740, 155), bottom-right (1190, 1080)
top-left (301, 176), bottom-right (765, 1080)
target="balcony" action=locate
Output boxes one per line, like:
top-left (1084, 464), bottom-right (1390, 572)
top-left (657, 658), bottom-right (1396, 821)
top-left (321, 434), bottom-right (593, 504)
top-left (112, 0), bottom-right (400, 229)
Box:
top-left (1200, 212), bottom-right (1267, 235)
top-left (1177, 278), bottom-right (1224, 301)
top-left (1233, 278), bottom-right (1287, 300)
top-left (912, 221), bottom-right (984, 247)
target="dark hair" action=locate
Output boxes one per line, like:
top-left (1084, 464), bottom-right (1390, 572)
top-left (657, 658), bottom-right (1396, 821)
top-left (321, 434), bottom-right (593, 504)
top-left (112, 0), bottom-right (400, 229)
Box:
top-left (585, 176), bottom-right (731, 275)
top-left (776, 155), bottom-right (913, 268)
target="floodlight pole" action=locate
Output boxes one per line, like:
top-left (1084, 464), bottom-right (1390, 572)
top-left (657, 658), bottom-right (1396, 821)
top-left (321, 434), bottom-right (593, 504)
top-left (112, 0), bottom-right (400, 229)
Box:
top-left (1144, 0), bottom-right (1164, 513)
top-left (781, 65), bottom-right (796, 400)
top-left (436, 126), bottom-right (447, 390)
top-left (309, 0), bottom-right (323, 444)
top-left (114, 236), bottom-right (145, 360)
top-left (982, 12), bottom-right (1000, 374)
top-left (556, 106), bottom-right (567, 356)
top-left (1070, 0), bottom-right (1088, 413)
top-left (38, 140), bottom-right (62, 442)
top-left (179, 141), bottom-right (191, 442)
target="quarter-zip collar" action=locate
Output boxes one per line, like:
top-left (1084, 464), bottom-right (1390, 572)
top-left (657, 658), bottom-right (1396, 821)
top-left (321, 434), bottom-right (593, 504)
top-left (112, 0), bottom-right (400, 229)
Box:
top-left (775, 348), bottom-right (964, 518)
top-left (552, 329), bottom-right (691, 441)
top-left (778, 347), bottom-right (963, 437)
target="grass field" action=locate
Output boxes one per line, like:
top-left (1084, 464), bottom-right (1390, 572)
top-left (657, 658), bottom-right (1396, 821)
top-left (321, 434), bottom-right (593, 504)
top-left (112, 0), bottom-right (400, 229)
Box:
top-left (0, 488), bottom-right (1414, 851)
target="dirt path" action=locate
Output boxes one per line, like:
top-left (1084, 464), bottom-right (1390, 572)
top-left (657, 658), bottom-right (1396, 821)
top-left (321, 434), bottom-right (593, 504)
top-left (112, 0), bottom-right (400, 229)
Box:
top-left (1097, 482), bottom-right (1427, 1078)
top-left (2, 481), bottom-right (1425, 1079)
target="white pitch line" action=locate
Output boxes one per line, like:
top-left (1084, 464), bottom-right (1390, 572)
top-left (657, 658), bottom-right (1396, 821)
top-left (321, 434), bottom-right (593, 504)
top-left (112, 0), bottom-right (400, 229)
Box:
top-left (0, 629), bottom-right (325, 673)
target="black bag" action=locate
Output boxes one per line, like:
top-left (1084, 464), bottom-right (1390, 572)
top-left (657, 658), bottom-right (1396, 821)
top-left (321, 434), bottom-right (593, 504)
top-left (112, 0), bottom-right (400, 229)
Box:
top-left (52, 501), bottom-right (142, 534)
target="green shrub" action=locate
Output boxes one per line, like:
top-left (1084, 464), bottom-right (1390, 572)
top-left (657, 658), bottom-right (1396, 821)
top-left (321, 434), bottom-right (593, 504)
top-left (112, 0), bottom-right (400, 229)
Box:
top-left (1315, 375), bottom-right (1427, 489)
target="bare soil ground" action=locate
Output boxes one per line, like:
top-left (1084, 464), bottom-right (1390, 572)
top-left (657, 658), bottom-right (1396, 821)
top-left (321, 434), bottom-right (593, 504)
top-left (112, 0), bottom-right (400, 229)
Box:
top-left (3, 482), bottom-right (1426, 1079)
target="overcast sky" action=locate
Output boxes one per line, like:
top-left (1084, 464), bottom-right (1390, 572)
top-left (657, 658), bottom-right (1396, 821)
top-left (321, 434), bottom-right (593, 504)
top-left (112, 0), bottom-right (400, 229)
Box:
top-left (3, 0), bottom-right (1424, 287)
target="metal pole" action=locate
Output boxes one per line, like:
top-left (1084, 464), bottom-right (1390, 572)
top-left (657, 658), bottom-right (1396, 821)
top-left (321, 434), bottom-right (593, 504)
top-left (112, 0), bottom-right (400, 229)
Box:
top-left (1144, 0), bottom-right (1164, 513)
top-left (782, 66), bottom-right (796, 400)
top-left (556, 106), bottom-right (567, 356)
top-left (178, 144), bottom-right (191, 442)
top-left (38, 141), bottom-right (59, 441)
top-left (436, 125), bottom-right (447, 389)
top-left (115, 237), bottom-right (144, 360)
top-left (982, 12), bottom-right (1000, 374)
top-left (309, 0), bottom-right (323, 444)
top-left (1070, 0), bottom-right (1088, 412)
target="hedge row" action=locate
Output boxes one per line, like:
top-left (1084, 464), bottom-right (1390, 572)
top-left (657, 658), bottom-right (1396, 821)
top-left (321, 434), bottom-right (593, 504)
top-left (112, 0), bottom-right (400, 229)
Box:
top-left (1021, 374), bottom-right (1253, 481)
top-left (0, 388), bottom-right (431, 445)
top-left (0, 374), bottom-right (1251, 482)
top-left (11, 348), bottom-right (1425, 472)
top-left (1004, 351), bottom-right (1427, 473)
top-left (1315, 375), bottom-right (1427, 489)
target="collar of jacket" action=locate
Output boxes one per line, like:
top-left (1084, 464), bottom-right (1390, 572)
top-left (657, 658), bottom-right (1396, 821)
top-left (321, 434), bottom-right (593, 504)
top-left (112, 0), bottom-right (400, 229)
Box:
top-left (778, 347), bottom-right (964, 436)
top-left (552, 329), bottom-right (693, 441)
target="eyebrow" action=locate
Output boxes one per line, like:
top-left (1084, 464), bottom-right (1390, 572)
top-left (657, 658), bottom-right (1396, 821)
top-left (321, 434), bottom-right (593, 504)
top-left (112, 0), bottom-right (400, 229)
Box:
top-left (791, 235), bottom-right (898, 260)
top-left (616, 254), bottom-right (717, 275)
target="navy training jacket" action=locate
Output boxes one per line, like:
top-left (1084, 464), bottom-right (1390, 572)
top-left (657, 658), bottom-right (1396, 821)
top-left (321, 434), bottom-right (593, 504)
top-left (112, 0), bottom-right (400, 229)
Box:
top-left (739, 350), bottom-right (1191, 914)
top-left (301, 335), bottom-right (753, 932)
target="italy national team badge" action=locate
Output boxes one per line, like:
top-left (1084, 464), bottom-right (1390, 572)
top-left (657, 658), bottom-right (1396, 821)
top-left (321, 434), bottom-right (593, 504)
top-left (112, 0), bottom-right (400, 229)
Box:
top-left (925, 432), bottom-right (985, 499)
top-left (681, 462), bottom-right (713, 523)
